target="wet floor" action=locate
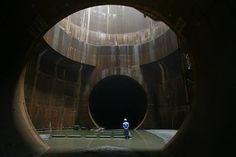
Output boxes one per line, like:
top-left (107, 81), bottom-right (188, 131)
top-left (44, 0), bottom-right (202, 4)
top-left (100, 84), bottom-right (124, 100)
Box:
top-left (38, 129), bottom-right (176, 151)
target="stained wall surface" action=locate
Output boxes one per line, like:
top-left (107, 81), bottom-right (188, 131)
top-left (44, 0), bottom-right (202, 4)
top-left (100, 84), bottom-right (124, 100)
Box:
top-left (1, 0), bottom-right (235, 157)
top-left (24, 37), bottom-right (191, 130)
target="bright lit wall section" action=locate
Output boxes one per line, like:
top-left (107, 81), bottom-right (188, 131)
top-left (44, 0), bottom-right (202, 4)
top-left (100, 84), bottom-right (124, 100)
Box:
top-left (44, 5), bottom-right (178, 65)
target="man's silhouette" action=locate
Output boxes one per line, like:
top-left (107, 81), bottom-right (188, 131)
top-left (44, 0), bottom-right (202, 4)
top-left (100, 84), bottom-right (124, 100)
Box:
top-left (122, 118), bottom-right (130, 139)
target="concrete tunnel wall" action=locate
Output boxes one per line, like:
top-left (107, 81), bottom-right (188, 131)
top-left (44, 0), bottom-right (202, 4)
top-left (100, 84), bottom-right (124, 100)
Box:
top-left (24, 39), bottom-right (189, 130)
top-left (0, 0), bottom-right (235, 157)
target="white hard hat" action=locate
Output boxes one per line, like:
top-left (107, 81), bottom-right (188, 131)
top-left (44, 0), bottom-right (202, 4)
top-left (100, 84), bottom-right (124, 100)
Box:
top-left (124, 118), bottom-right (127, 121)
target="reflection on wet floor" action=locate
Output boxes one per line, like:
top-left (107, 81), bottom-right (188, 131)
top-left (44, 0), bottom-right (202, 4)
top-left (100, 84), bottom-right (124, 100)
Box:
top-left (38, 129), bottom-right (176, 151)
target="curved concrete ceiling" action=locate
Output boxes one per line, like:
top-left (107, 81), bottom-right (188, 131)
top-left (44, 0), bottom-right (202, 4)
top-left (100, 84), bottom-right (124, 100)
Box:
top-left (1, 0), bottom-right (235, 157)
top-left (54, 5), bottom-right (159, 34)
top-left (44, 5), bottom-right (168, 46)
top-left (43, 5), bottom-right (176, 66)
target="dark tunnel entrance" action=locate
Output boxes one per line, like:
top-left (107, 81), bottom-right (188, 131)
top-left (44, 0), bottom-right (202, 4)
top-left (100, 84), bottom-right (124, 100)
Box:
top-left (89, 75), bottom-right (147, 129)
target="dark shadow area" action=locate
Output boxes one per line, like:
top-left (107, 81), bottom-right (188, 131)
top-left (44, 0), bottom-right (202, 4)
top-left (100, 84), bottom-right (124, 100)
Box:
top-left (41, 147), bottom-right (162, 157)
top-left (89, 75), bottom-right (147, 129)
top-left (1, 1), bottom-right (235, 157)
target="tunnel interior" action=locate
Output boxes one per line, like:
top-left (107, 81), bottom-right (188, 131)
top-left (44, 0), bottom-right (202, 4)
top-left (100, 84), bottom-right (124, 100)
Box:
top-left (1, 0), bottom-right (234, 156)
top-left (89, 75), bottom-right (147, 129)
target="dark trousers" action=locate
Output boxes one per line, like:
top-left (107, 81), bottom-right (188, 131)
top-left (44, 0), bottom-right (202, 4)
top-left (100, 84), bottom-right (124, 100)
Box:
top-left (124, 129), bottom-right (129, 139)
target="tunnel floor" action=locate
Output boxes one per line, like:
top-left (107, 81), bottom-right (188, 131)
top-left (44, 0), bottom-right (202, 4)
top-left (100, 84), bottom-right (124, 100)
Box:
top-left (38, 129), bottom-right (176, 151)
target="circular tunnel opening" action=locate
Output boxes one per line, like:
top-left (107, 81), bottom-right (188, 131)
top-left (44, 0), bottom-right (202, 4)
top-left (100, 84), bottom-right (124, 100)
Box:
top-left (89, 75), bottom-right (147, 129)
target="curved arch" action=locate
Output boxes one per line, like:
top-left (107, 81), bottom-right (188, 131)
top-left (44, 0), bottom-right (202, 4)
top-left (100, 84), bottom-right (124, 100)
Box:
top-left (1, 0), bottom-right (234, 157)
top-left (89, 75), bottom-right (148, 129)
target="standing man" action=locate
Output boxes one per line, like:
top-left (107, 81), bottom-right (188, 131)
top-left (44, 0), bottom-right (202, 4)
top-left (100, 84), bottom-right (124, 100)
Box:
top-left (122, 118), bottom-right (130, 139)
